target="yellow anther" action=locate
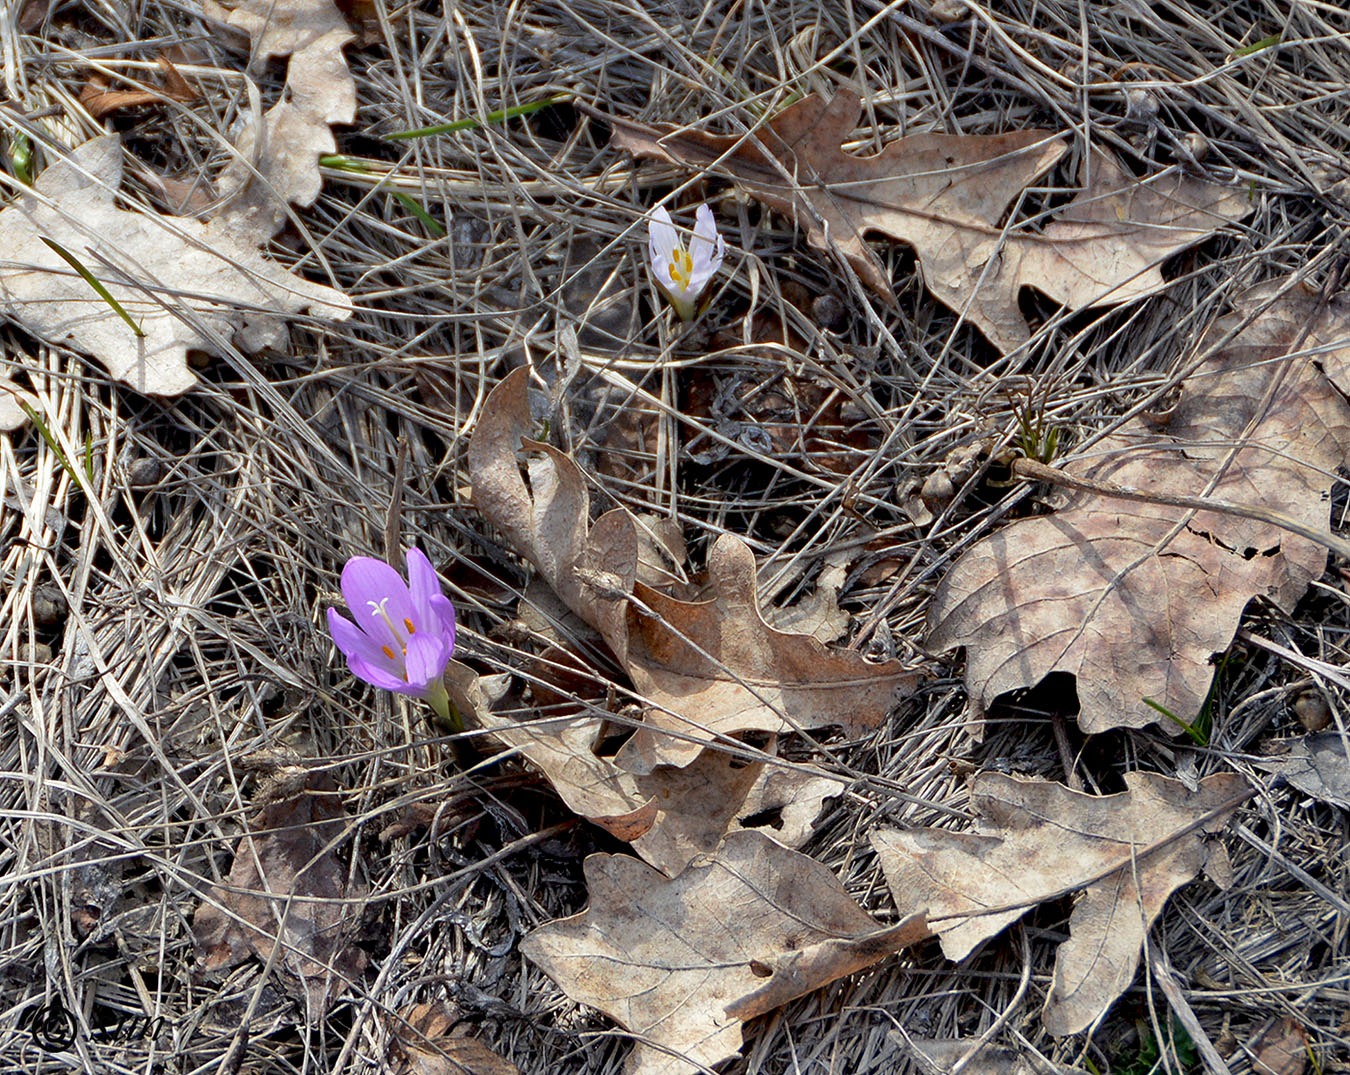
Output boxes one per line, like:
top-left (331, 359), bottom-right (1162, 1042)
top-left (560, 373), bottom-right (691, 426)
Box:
top-left (382, 645), bottom-right (396, 660)
top-left (669, 247), bottom-right (693, 290)
top-left (404, 617), bottom-right (416, 634)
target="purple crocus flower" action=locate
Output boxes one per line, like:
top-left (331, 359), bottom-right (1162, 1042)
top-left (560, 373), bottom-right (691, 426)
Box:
top-left (327, 548), bottom-right (456, 707)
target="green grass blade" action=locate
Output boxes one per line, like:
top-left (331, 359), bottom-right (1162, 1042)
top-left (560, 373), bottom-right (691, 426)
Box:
top-left (390, 192), bottom-right (446, 236)
top-left (19, 401), bottom-right (80, 486)
top-left (386, 96), bottom-right (568, 140)
top-left (319, 154), bottom-right (371, 173)
top-left (1142, 697), bottom-right (1209, 745)
top-left (40, 237), bottom-right (145, 338)
top-left (1231, 33), bottom-right (1280, 58)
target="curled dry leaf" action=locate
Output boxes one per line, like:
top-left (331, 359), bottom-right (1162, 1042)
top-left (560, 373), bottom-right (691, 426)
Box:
top-left (1255, 732), bottom-right (1350, 809)
top-left (476, 700), bottom-right (841, 876)
top-left (389, 1001), bottom-right (521, 1075)
top-left (522, 829), bottom-right (929, 1075)
top-left (616, 533), bottom-right (920, 772)
top-left (929, 280), bottom-right (1350, 734)
top-left (871, 770), bottom-right (1249, 1036)
top-left (79, 56), bottom-right (195, 120)
top-left (467, 366), bottom-right (637, 646)
top-left (205, 0), bottom-right (357, 239)
top-left (603, 92), bottom-right (1247, 352)
top-left (0, 135), bottom-right (351, 396)
top-left (468, 368), bottom-right (919, 772)
top-left (192, 771), bottom-right (366, 1013)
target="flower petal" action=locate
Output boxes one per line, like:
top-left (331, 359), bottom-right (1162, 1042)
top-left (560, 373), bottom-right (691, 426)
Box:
top-left (404, 547), bottom-right (442, 633)
top-left (350, 653), bottom-right (417, 694)
top-left (403, 631), bottom-right (449, 691)
top-left (688, 204), bottom-right (722, 268)
top-left (341, 557), bottom-right (415, 643)
top-left (428, 593), bottom-right (457, 644)
top-left (648, 205), bottom-right (679, 267)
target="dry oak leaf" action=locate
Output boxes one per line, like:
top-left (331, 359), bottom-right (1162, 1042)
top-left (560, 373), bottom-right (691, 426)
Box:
top-left (203, 0), bottom-right (357, 240)
top-left (871, 770), bottom-right (1249, 1036)
top-left (80, 56), bottom-right (195, 120)
top-left (192, 771), bottom-right (366, 1013)
top-left (468, 368), bottom-right (918, 772)
top-left (928, 280), bottom-right (1350, 734)
top-left (1255, 732), bottom-right (1350, 809)
top-left (468, 366), bottom-right (638, 648)
top-left (0, 135), bottom-right (351, 395)
top-left (522, 829), bottom-right (929, 1075)
top-left (202, 0), bottom-right (348, 60)
top-left (604, 92), bottom-right (1246, 353)
top-left (615, 533), bottom-right (920, 773)
top-left (215, 27), bottom-right (356, 240)
top-left (389, 1001), bottom-right (521, 1075)
top-left (480, 701), bottom-right (840, 875)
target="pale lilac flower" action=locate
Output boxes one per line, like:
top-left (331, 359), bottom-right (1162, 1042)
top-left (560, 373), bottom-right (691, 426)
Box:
top-left (648, 203), bottom-right (725, 320)
top-left (327, 548), bottom-right (455, 704)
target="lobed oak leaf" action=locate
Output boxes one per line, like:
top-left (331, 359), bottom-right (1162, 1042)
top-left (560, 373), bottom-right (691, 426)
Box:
top-left (0, 135), bottom-right (351, 396)
top-left (1255, 732), bottom-right (1350, 809)
top-left (388, 1001), bottom-right (521, 1075)
top-left (472, 676), bottom-right (841, 876)
top-left (604, 92), bottom-right (1247, 352)
top-left (468, 369), bottom-right (919, 772)
top-left (929, 280), bottom-right (1350, 734)
top-left (522, 829), bottom-right (929, 1075)
top-left (871, 770), bottom-right (1249, 1036)
top-left (191, 771), bottom-right (366, 1013)
top-left (615, 533), bottom-right (920, 772)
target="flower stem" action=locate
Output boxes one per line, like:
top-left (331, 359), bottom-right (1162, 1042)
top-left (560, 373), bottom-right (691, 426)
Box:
top-left (425, 680), bottom-right (463, 734)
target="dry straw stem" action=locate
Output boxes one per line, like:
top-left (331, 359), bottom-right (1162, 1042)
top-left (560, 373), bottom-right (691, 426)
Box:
top-left (3, 0), bottom-right (1350, 1072)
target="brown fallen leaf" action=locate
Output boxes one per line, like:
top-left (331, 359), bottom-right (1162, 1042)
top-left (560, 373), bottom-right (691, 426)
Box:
top-left (523, 829), bottom-right (929, 1075)
top-left (468, 366), bottom-right (638, 647)
top-left (389, 1001), bottom-right (521, 1075)
top-left (928, 280), bottom-right (1350, 734)
top-left (616, 533), bottom-right (920, 772)
top-left (1250, 1016), bottom-right (1308, 1075)
top-left (871, 770), bottom-right (1249, 1036)
top-left (477, 712), bottom-right (658, 842)
top-left (192, 770), bottom-right (366, 1013)
top-left (204, 0), bottom-right (356, 240)
top-left (476, 698), bottom-right (840, 875)
top-left (897, 1036), bottom-right (1080, 1074)
top-left (469, 369), bottom-right (919, 772)
top-left (0, 135), bottom-right (351, 395)
top-left (603, 92), bottom-right (1246, 352)
top-left (215, 27), bottom-right (356, 240)
top-left (1255, 732), bottom-right (1350, 808)
top-left (203, 0), bottom-right (349, 60)
top-left (79, 56), bottom-right (195, 120)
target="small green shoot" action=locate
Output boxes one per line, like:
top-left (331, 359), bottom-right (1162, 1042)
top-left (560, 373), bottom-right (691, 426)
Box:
top-left (84, 431), bottom-right (94, 484)
top-left (390, 192), bottom-right (446, 236)
top-left (40, 237), bottom-right (145, 338)
top-left (1009, 384), bottom-right (1063, 465)
top-left (319, 156), bottom-right (445, 235)
top-left (1110, 1017), bottom-right (1198, 1075)
top-left (9, 133), bottom-right (32, 185)
top-left (319, 154), bottom-right (370, 172)
top-left (19, 401), bottom-right (82, 487)
top-left (386, 96), bottom-right (568, 140)
top-left (1142, 698), bottom-right (1209, 745)
top-left (1231, 33), bottom-right (1281, 59)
